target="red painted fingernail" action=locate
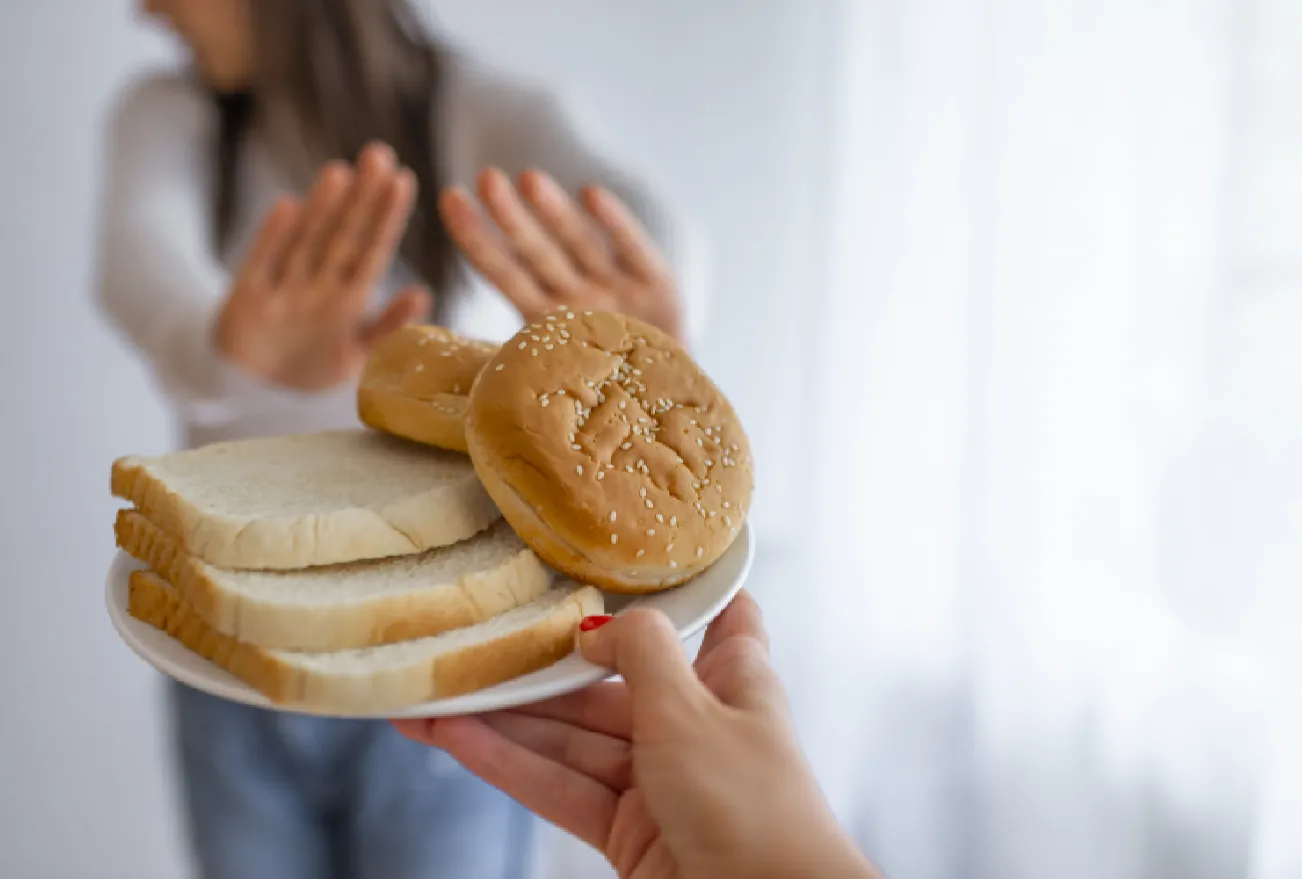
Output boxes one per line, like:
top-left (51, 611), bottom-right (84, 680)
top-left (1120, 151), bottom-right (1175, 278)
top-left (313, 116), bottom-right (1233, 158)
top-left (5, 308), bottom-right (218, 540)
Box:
top-left (580, 615), bottom-right (613, 632)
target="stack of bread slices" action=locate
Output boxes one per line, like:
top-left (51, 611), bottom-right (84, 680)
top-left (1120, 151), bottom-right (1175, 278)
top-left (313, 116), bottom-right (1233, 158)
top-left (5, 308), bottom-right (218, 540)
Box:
top-left (112, 314), bottom-right (753, 715)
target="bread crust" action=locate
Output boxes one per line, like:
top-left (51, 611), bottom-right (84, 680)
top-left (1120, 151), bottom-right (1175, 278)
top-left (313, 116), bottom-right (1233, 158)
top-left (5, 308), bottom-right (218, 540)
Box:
top-left (128, 569), bottom-right (604, 714)
top-left (115, 509), bottom-right (551, 651)
top-left (466, 310), bottom-right (754, 593)
top-left (358, 325), bottom-right (499, 452)
top-left (110, 430), bottom-right (501, 570)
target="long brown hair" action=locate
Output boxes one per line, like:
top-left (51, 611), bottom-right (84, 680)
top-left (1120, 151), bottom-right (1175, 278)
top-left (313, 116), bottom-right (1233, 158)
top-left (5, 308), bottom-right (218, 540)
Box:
top-left (212, 0), bottom-right (458, 313)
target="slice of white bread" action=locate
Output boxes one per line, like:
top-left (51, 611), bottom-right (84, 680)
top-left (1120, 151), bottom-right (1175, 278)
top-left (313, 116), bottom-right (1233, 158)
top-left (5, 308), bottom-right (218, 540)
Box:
top-left (128, 568), bottom-right (604, 713)
top-left (115, 509), bottom-right (551, 651)
top-left (111, 429), bottom-right (500, 570)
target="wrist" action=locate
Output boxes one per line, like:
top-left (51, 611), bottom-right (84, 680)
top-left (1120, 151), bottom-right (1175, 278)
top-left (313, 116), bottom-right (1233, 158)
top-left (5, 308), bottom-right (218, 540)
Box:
top-left (757, 822), bottom-right (880, 879)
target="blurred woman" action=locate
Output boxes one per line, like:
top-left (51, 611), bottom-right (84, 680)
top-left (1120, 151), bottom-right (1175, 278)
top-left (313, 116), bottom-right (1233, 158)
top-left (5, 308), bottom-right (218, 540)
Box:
top-left (95, 2), bottom-right (702, 877)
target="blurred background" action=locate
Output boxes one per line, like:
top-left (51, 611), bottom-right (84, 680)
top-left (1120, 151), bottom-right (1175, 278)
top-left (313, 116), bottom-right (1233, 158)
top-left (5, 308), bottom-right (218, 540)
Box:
top-left (1, 0), bottom-right (1299, 877)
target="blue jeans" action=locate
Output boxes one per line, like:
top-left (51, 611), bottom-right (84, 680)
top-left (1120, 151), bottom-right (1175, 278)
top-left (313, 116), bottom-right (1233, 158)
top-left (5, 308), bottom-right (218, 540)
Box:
top-left (167, 681), bottom-right (535, 879)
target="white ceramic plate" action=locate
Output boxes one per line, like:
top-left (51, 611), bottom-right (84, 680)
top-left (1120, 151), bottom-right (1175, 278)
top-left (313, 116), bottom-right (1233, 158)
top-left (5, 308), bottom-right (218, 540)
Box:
top-left (106, 523), bottom-right (753, 719)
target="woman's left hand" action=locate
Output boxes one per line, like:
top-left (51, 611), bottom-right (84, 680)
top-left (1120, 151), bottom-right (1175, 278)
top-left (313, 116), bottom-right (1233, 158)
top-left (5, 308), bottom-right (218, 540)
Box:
top-left (439, 169), bottom-right (685, 341)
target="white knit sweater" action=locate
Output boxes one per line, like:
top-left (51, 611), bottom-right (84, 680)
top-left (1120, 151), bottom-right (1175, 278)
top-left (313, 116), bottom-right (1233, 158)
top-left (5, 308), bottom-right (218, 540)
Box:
top-left (95, 52), bottom-right (705, 449)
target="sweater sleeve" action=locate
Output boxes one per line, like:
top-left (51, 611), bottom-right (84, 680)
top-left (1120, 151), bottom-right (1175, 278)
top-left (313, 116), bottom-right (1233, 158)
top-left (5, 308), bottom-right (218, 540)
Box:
top-left (442, 56), bottom-right (712, 348)
top-left (93, 71), bottom-right (271, 422)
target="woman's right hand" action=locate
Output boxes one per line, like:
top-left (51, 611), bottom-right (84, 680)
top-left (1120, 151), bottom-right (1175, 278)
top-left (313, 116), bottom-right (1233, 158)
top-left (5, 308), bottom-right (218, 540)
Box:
top-left (396, 592), bottom-right (882, 879)
top-left (216, 142), bottom-right (431, 391)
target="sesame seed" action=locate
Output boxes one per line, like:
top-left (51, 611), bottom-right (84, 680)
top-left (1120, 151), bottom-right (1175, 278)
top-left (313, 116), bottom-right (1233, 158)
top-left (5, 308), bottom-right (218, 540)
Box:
top-left (639, 487), bottom-right (647, 497)
top-left (414, 363), bottom-right (424, 372)
top-left (610, 533), bottom-right (618, 544)
top-left (656, 513), bottom-right (664, 523)
top-left (646, 499), bottom-right (654, 508)
top-left (540, 396), bottom-right (550, 407)
top-left (610, 511), bottom-right (617, 522)
top-left (495, 364), bottom-right (504, 371)
top-left (636, 549), bottom-right (645, 558)
top-left (566, 311), bottom-right (576, 319)
top-left (724, 515), bottom-right (732, 526)
top-left (621, 442), bottom-right (632, 450)
top-left (597, 471), bottom-right (605, 480)
top-left (670, 516), bottom-right (678, 526)
top-left (571, 444), bottom-right (582, 451)
top-left (531, 335), bottom-right (540, 341)
top-left (519, 341), bottom-right (527, 349)
top-left (576, 465), bottom-right (584, 475)
top-left (723, 502), bottom-right (731, 509)
top-left (532, 349), bottom-right (539, 357)
top-left (670, 560), bottom-right (678, 568)
top-left (557, 389), bottom-right (565, 395)
top-left (697, 547), bottom-right (704, 557)
top-left (545, 344), bottom-right (554, 350)
top-left (647, 528), bottom-right (655, 536)
top-left (697, 438), bottom-right (703, 446)
top-left (625, 465), bottom-right (634, 472)
top-left (646, 436), bottom-right (653, 444)
top-left (667, 543), bottom-right (674, 551)
top-left (709, 511), bottom-right (716, 517)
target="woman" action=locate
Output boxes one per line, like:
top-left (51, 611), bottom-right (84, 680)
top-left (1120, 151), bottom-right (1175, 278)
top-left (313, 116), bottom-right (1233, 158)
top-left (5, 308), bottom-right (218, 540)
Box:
top-left (397, 593), bottom-right (885, 879)
top-left (95, 2), bottom-right (701, 877)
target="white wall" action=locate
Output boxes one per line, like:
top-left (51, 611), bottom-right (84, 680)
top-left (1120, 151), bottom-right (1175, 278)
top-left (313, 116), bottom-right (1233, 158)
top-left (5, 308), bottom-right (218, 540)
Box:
top-left (0, 2), bottom-right (828, 876)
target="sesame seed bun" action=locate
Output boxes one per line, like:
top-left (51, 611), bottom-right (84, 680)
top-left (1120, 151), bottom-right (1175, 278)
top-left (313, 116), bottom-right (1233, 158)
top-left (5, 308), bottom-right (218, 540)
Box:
top-left (357, 325), bottom-right (498, 453)
top-left (465, 310), bottom-right (754, 593)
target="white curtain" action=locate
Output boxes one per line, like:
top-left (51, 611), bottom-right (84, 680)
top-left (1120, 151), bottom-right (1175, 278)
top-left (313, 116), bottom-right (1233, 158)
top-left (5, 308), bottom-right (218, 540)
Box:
top-left (539, 1), bottom-right (1302, 877)
top-left (801, 1), bottom-right (1302, 878)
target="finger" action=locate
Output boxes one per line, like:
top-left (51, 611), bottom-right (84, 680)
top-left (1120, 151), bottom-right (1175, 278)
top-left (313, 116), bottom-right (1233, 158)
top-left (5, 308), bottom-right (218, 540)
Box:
top-left (581, 185), bottom-right (670, 282)
top-left (356, 285), bottom-right (431, 348)
top-left (693, 633), bottom-right (787, 715)
top-left (480, 712), bottom-right (633, 791)
top-left (478, 168), bottom-right (585, 293)
top-left (519, 170), bottom-right (618, 280)
top-left (395, 716), bottom-right (617, 850)
top-left (696, 590), bottom-right (769, 662)
top-left (579, 608), bottom-right (711, 725)
top-left (320, 142), bottom-right (398, 279)
top-left (283, 161), bottom-right (353, 282)
top-left (344, 167), bottom-right (418, 293)
top-left (439, 185), bottom-right (553, 318)
top-left (514, 680), bottom-right (632, 740)
top-left (236, 197), bottom-right (303, 290)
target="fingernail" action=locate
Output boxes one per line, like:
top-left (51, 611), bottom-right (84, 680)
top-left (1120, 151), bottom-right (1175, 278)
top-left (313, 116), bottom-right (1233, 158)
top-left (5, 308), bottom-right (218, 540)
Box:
top-left (579, 615), bottom-right (613, 632)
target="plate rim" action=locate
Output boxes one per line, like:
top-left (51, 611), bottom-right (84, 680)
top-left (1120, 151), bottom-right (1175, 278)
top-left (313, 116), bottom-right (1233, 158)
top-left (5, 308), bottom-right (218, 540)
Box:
top-left (106, 522), bottom-right (755, 719)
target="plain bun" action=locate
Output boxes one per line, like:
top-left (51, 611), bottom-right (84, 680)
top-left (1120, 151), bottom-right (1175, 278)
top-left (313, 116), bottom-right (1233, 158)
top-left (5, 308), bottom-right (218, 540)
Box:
top-left (358, 325), bottom-right (498, 453)
top-left (465, 310), bottom-right (753, 593)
